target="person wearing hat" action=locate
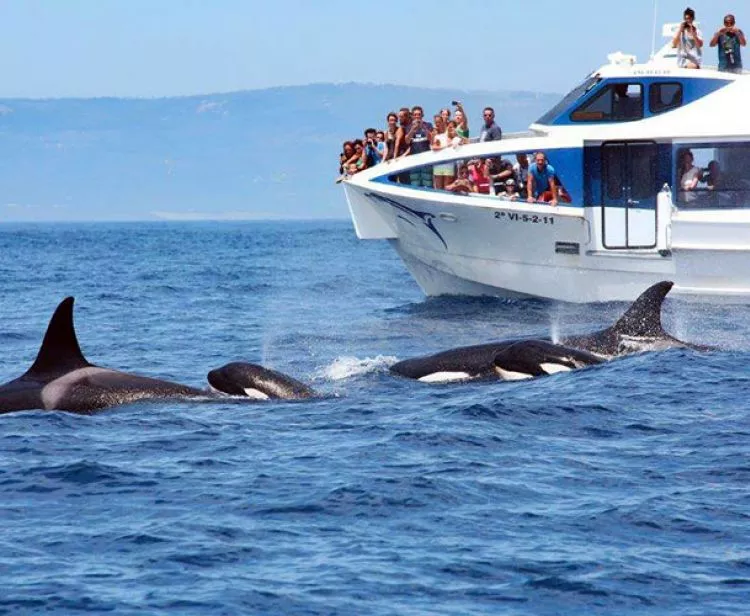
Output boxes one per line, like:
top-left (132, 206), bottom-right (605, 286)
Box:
top-left (498, 177), bottom-right (520, 201)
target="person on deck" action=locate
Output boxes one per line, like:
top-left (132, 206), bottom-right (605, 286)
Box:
top-left (392, 108), bottom-right (412, 183)
top-left (452, 101), bottom-right (470, 143)
top-left (513, 153), bottom-right (530, 199)
top-left (710, 14), bottom-right (746, 73)
top-left (672, 7), bottom-right (703, 69)
top-left (432, 116), bottom-right (461, 190)
top-left (527, 152), bottom-right (558, 206)
top-left (479, 107), bottom-right (502, 142)
top-left (468, 159), bottom-right (492, 194)
top-left (445, 164), bottom-right (473, 193)
top-left (383, 112), bottom-right (399, 161)
top-left (363, 128), bottom-right (381, 167)
top-left (498, 178), bottom-right (520, 201)
top-left (405, 106), bottom-right (433, 187)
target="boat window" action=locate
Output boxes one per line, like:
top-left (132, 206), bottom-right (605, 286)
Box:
top-left (381, 152), bottom-right (577, 204)
top-left (602, 147), bottom-right (624, 199)
top-left (535, 76), bottom-right (601, 125)
top-left (676, 143), bottom-right (750, 209)
top-left (649, 82), bottom-right (683, 115)
top-left (629, 144), bottom-right (658, 201)
top-left (571, 83), bottom-right (643, 122)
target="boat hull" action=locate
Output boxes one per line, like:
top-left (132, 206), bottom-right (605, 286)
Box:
top-left (345, 182), bottom-right (750, 303)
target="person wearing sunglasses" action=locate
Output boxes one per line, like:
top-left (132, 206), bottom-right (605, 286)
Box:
top-left (479, 107), bottom-right (502, 142)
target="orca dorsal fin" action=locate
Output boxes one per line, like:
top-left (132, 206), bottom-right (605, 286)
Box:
top-left (612, 281), bottom-right (673, 338)
top-left (25, 297), bottom-right (91, 376)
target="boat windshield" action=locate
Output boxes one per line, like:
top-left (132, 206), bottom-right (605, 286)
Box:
top-left (535, 76), bottom-right (601, 125)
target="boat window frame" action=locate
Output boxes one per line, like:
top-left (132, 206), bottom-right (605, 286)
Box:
top-left (570, 82), bottom-right (644, 123)
top-left (648, 81), bottom-right (683, 115)
top-left (535, 75), bottom-right (602, 125)
top-left (674, 141), bottom-right (750, 209)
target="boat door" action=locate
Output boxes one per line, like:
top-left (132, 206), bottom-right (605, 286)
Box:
top-left (601, 141), bottom-right (659, 249)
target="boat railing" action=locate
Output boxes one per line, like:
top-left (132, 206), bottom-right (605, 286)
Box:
top-left (466, 131), bottom-right (538, 145)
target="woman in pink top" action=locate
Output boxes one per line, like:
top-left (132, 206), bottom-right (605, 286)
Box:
top-left (468, 159), bottom-right (491, 194)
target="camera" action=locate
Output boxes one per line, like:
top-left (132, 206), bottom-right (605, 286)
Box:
top-left (451, 100), bottom-right (460, 106)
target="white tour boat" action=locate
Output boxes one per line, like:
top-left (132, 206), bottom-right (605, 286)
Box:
top-left (342, 25), bottom-right (750, 302)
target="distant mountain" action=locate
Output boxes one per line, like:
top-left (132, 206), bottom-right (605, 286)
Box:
top-left (0, 84), bottom-right (560, 221)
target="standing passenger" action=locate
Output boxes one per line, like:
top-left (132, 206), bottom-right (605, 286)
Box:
top-left (393, 108), bottom-right (412, 183)
top-left (383, 112), bottom-right (399, 161)
top-left (479, 107), bottom-right (502, 142)
top-left (431, 115), bottom-right (450, 190)
top-left (405, 106), bottom-right (434, 187)
top-left (672, 7), bottom-right (703, 69)
top-left (363, 128), bottom-right (381, 166)
top-left (710, 14), bottom-right (746, 73)
top-left (375, 131), bottom-right (388, 163)
top-left (432, 120), bottom-right (462, 190)
top-left (453, 101), bottom-right (470, 142)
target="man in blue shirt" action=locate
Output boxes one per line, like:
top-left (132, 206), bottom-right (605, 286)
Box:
top-left (527, 152), bottom-right (558, 206)
top-left (710, 14), bottom-right (746, 73)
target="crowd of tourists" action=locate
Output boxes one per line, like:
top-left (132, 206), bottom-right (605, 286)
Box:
top-left (337, 102), bottom-right (501, 179)
top-left (337, 101), bottom-right (573, 204)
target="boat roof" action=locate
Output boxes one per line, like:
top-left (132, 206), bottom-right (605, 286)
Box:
top-left (530, 22), bottom-right (750, 139)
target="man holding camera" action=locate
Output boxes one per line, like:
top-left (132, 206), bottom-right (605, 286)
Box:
top-left (672, 7), bottom-right (703, 69)
top-left (710, 14), bottom-right (746, 73)
top-left (363, 128), bottom-right (382, 167)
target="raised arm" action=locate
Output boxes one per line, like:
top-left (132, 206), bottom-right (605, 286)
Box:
top-left (457, 102), bottom-right (469, 133)
top-left (672, 25), bottom-right (682, 48)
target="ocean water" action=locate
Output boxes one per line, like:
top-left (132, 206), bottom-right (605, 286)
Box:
top-left (0, 220), bottom-right (749, 615)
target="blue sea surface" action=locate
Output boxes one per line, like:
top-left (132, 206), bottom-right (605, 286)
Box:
top-left (0, 220), bottom-right (749, 615)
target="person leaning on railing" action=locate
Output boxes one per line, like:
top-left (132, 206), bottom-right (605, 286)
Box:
top-left (527, 152), bottom-right (558, 206)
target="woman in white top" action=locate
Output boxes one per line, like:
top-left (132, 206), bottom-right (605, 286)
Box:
top-left (432, 119), bottom-right (462, 190)
top-left (679, 149), bottom-right (702, 203)
top-left (672, 8), bottom-right (703, 68)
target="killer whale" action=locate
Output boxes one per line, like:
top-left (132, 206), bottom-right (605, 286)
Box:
top-left (0, 297), bottom-right (317, 414)
top-left (492, 340), bottom-right (605, 381)
top-left (208, 362), bottom-right (316, 400)
top-left (390, 281), bottom-right (709, 382)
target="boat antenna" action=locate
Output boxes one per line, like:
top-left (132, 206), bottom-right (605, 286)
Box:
top-left (650, 0), bottom-right (659, 59)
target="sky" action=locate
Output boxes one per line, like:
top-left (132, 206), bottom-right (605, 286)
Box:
top-left (0, 0), bottom-right (748, 99)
